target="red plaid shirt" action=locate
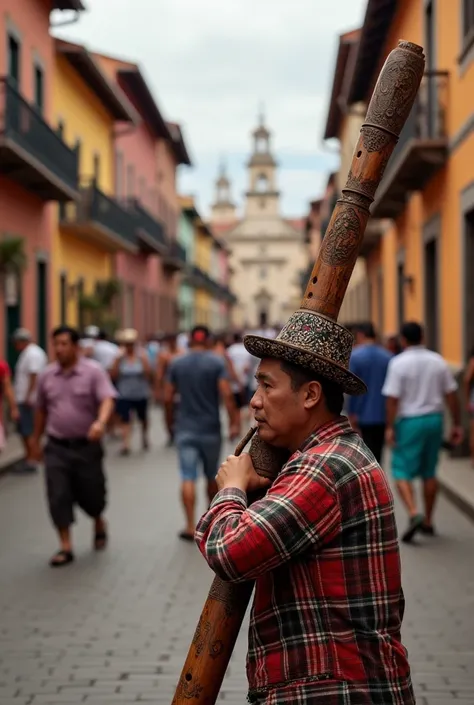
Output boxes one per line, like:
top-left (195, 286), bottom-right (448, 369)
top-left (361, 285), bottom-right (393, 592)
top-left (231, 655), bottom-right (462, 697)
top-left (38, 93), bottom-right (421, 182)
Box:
top-left (195, 417), bottom-right (415, 704)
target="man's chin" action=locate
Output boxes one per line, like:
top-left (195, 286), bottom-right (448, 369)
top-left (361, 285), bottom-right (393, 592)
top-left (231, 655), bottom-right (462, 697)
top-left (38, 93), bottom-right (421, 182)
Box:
top-left (257, 425), bottom-right (283, 446)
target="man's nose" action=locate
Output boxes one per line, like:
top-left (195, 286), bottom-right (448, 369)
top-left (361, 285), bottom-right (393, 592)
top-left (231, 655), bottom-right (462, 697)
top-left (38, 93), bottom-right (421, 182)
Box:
top-left (250, 390), bottom-right (262, 409)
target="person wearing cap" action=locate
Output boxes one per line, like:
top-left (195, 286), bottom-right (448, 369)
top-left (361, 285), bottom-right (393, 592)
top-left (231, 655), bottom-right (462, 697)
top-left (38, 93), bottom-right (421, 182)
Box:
top-left (164, 325), bottom-right (240, 541)
top-left (80, 325), bottom-right (100, 358)
top-left (110, 328), bottom-right (152, 455)
top-left (12, 328), bottom-right (47, 474)
top-left (195, 311), bottom-right (415, 703)
top-left (32, 325), bottom-right (117, 567)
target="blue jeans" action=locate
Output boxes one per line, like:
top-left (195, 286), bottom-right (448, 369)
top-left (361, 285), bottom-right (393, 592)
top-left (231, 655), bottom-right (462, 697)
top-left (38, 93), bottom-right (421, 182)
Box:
top-left (175, 433), bottom-right (221, 482)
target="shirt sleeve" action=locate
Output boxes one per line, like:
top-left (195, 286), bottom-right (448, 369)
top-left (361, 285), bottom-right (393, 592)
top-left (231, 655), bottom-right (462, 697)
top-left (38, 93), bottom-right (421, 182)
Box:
top-left (382, 359), bottom-right (402, 398)
top-left (195, 453), bottom-right (341, 583)
top-left (93, 366), bottom-right (118, 402)
top-left (36, 372), bottom-right (47, 410)
top-left (442, 364), bottom-right (458, 394)
top-left (28, 349), bottom-right (46, 374)
top-left (347, 352), bottom-right (360, 416)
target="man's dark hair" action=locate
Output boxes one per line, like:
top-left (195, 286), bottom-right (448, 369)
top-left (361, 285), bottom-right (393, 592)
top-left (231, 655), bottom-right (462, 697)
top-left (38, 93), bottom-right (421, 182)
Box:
top-left (280, 360), bottom-right (344, 415)
top-left (98, 329), bottom-right (108, 341)
top-left (52, 325), bottom-right (80, 344)
top-left (400, 321), bottom-right (423, 346)
top-left (233, 331), bottom-right (243, 344)
top-left (190, 325), bottom-right (211, 344)
top-left (356, 321), bottom-right (376, 339)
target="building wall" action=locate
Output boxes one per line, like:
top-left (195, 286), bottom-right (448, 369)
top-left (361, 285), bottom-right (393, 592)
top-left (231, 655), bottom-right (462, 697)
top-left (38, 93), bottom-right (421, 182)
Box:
top-left (364, 0), bottom-right (474, 367)
top-left (51, 53), bottom-right (115, 329)
top-left (0, 0), bottom-right (58, 358)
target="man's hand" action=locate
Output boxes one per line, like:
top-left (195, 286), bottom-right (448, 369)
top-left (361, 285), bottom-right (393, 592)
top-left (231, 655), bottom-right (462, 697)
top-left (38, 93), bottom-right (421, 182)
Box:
top-left (10, 406), bottom-right (20, 422)
top-left (216, 453), bottom-right (272, 494)
top-left (450, 425), bottom-right (464, 446)
top-left (31, 438), bottom-right (43, 462)
top-left (87, 420), bottom-right (105, 442)
top-left (385, 426), bottom-right (396, 447)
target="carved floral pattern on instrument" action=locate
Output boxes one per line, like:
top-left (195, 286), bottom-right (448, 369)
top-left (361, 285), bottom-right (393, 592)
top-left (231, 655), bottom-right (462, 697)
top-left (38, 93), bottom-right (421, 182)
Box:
top-left (319, 206), bottom-right (361, 267)
top-left (208, 577), bottom-right (237, 618)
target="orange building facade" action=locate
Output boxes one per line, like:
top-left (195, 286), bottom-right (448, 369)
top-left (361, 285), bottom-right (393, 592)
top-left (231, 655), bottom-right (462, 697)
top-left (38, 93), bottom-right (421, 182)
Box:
top-left (348, 0), bottom-right (474, 373)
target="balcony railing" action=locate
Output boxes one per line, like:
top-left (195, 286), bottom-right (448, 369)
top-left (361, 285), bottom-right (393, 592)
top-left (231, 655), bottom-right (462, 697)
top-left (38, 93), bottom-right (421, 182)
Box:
top-left (372, 71), bottom-right (449, 219)
top-left (163, 240), bottom-right (187, 271)
top-left (128, 199), bottom-right (168, 254)
top-left (0, 77), bottom-right (78, 201)
top-left (60, 180), bottom-right (137, 251)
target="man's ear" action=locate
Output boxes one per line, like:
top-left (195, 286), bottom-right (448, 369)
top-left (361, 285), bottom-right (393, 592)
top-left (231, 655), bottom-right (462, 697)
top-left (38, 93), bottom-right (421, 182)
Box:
top-left (303, 380), bottom-right (323, 410)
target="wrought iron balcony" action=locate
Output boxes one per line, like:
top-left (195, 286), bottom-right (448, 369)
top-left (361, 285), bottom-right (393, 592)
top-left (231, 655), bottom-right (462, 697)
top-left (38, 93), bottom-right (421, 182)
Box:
top-left (163, 240), bottom-right (187, 271)
top-left (60, 180), bottom-right (137, 252)
top-left (127, 199), bottom-right (168, 254)
top-left (372, 71), bottom-right (449, 219)
top-left (0, 77), bottom-right (78, 201)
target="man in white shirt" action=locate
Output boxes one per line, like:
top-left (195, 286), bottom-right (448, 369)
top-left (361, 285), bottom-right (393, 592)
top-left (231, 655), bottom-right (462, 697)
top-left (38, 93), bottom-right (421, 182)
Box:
top-left (227, 332), bottom-right (253, 419)
top-left (93, 330), bottom-right (120, 372)
top-left (13, 328), bottom-right (47, 473)
top-left (382, 321), bottom-right (463, 543)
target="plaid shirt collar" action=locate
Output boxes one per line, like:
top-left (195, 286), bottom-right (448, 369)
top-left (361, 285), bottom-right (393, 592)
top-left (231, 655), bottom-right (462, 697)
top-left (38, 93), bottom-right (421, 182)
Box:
top-left (298, 416), bottom-right (354, 454)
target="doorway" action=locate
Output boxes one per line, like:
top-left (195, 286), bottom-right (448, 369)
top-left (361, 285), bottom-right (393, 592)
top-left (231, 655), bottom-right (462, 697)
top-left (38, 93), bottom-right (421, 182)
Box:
top-left (424, 235), bottom-right (439, 351)
top-left (464, 209), bottom-right (474, 359)
top-left (397, 259), bottom-right (405, 328)
top-left (5, 273), bottom-right (22, 370)
top-left (36, 260), bottom-right (47, 351)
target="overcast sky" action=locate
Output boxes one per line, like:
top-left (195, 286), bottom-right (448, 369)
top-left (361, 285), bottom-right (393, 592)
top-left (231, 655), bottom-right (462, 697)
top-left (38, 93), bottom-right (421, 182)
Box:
top-left (55, 0), bottom-right (366, 218)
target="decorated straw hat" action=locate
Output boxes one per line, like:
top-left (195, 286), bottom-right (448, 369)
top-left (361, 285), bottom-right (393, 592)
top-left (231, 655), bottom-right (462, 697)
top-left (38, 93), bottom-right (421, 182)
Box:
top-left (244, 310), bottom-right (365, 395)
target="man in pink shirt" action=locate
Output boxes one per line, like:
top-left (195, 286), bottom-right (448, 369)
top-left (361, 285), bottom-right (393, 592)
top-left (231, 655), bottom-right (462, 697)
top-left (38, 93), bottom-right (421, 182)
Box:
top-left (33, 326), bottom-right (117, 567)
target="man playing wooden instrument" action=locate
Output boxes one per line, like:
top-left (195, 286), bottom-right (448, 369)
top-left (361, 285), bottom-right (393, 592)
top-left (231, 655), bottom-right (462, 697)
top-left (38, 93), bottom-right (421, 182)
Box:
top-left (195, 311), bottom-right (415, 704)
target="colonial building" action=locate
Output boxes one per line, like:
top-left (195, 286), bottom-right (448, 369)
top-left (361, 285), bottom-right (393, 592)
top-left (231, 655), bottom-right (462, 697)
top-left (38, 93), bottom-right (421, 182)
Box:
top-left (211, 117), bottom-right (306, 329)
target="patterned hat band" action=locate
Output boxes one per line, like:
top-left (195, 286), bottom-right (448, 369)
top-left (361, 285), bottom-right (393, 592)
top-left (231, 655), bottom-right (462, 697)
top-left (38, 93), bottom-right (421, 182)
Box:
top-left (276, 310), bottom-right (353, 366)
top-left (244, 310), bottom-right (366, 395)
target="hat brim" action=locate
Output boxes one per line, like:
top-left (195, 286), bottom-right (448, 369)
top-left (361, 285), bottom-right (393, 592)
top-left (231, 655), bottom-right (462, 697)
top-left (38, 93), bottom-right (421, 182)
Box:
top-left (244, 335), bottom-right (367, 396)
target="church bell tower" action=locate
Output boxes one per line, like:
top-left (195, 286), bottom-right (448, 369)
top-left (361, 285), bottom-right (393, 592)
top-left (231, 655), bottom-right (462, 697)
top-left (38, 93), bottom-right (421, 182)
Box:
top-left (245, 111), bottom-right (280, 218)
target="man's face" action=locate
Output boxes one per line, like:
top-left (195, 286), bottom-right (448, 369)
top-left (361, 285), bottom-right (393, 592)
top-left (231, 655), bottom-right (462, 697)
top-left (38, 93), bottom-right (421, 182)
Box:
top-left (53, 334), bottom-right (77, 366)
top-left (14, 340), bottom-right (27, 353)
top-left (250, 358), bottom-right (318, 448)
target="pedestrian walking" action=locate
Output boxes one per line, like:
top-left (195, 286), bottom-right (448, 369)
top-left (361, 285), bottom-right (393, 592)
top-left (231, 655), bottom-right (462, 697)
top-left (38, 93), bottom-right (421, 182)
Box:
top-left (383, 321), bottom-right (463, 542)
top-left (195, 316), bottom-right (415, 704)
top-left (155, 333), bottom-right (184, 445)
top-left (347, 322), bottom-right (392, 463)
top-left (0, 357), bottom-right (18, 453)
top-left (227, 332), bottom-right (253, 422)
top-left (12, 328), bottom-right (47, 474)
top-left (463, 346), bottom-right (474, 466)
top-left (92, 329), bottom-right (120, 372)
top-left (111, 328), bottom-right (152, 456)
top-left (32, 325), bottom-right (117, 567)
top-left (164, 325), bottom-right (240, 541)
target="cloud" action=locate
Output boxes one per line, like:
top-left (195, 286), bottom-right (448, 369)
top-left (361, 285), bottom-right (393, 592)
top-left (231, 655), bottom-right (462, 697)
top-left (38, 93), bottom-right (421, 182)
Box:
top-left (55, 0), bottom-right (367, 215)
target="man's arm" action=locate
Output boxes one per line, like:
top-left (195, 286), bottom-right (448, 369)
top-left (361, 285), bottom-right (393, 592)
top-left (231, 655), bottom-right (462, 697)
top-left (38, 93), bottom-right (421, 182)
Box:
top-left (88, 368), bottom-right (117, 440)
top-left (163, 380), bottom-right (176, 436)
top-left (3, 369), bottom-right (19, 421)
top-left (195, 457), bottom-right (340, 583)
top-left (218, 377), bottom-right (239, 436)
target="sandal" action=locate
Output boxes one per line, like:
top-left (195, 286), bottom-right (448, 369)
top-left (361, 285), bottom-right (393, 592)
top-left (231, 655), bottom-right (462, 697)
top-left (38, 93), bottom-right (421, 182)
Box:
top-left (119, 447), bottom-right (130, 456)
top-left (94, 530), bottom-right (108, 551)
top-left (179, 531), bottom-right (194, 542)
top-left (49, 550), bottom-right (74, 568)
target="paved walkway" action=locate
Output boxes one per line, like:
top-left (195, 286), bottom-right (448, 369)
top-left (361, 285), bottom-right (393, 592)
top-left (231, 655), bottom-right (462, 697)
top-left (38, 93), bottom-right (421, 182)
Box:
top-left (0, 412), bottom-right (473, 704)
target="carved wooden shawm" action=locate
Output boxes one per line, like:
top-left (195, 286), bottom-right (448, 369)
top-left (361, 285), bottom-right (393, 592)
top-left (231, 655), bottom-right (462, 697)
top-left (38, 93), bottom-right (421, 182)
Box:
top-left (172, 40), bottom-right (425, 705)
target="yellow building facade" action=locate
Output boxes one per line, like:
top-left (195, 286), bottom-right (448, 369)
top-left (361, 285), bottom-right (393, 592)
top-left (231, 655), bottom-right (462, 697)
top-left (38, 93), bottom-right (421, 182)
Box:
top-left (349, 0), bottom-right (474, 370)
top-left (51, 40), bottom-right (135, 328)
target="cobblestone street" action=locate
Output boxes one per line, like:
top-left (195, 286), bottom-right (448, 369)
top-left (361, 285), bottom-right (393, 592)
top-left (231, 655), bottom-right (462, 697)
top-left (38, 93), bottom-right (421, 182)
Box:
top-left (1, 412), bottom-right (474, 704)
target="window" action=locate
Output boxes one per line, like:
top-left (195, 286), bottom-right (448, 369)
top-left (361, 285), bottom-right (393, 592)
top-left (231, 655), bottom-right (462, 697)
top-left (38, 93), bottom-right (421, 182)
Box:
top-left (34, 65), bottom-right (44, 114)
top-left (463, 0), bottom-right (474, 46)
top-left (93, 153), bottom-right (100, 183)
top-left (115, 151), bottom-right (123, 198)
top-left (60, 273), bottom-right (67, 324)
top-left (127, 165), bottom-right (135, 197)
top-left (7, 34), bottom-right (20, 86)
top-left (256, 174), bottom-right (268, 193)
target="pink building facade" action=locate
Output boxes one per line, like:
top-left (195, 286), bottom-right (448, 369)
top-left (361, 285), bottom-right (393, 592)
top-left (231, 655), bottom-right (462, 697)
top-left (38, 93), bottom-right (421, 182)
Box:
top-left (94, 54), bottom-right (191, 336)
top-left (0, 0), bottom-right (82, 364)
